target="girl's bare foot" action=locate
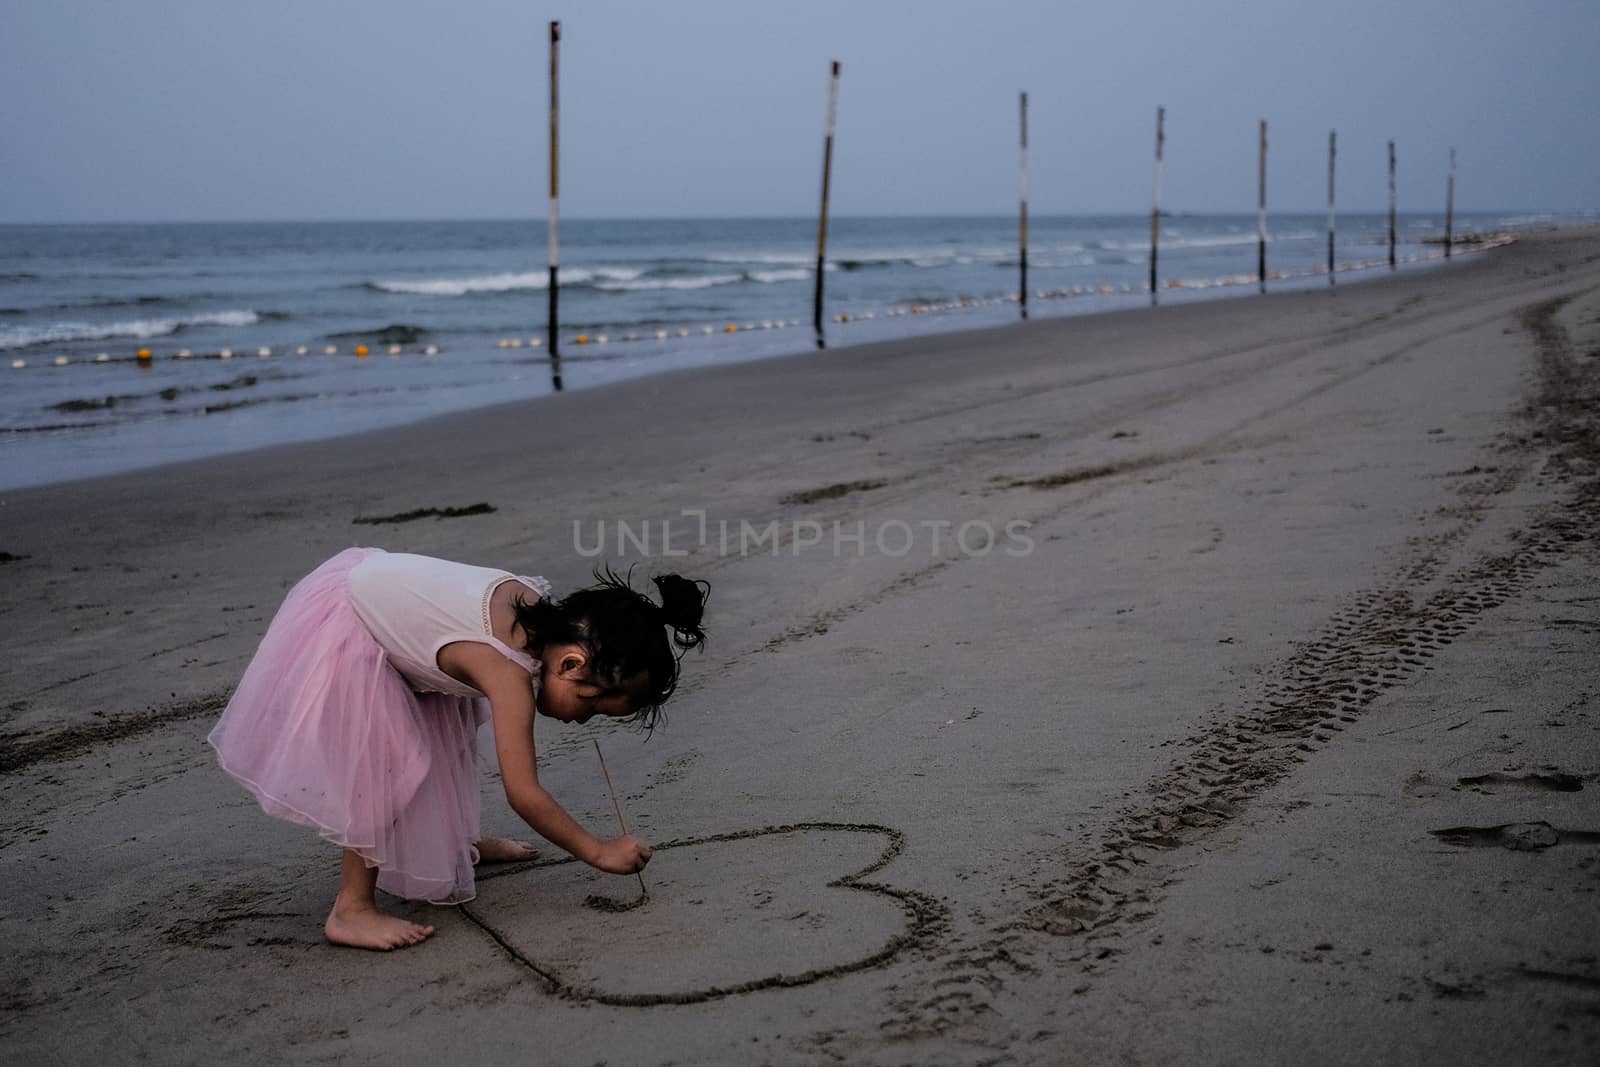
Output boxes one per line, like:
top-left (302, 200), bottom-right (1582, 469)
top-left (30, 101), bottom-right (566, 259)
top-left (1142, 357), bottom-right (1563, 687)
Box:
top-left (476, 836), bottom-right (539, 863)
top-left (324, 895), bottom-right (434, 951)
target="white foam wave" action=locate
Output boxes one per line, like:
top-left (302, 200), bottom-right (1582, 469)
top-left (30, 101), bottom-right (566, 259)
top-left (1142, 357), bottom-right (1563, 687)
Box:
top-left (749, 269), bottom-right (811, 284)
top-left (704, 252), bottom-right (813, 266)
top-left (0, 309), bottom-right (260, 351)
top-left (1111, 230), bottom-right (1321, 251)
top-left (596, 273), bottom-right (743, 292)
top-left (373, 266), bottom-right (641, 296)
top-left (706, 247), bottom-right (967, 270)
top-left (835, 247), bottom-right (963, 268)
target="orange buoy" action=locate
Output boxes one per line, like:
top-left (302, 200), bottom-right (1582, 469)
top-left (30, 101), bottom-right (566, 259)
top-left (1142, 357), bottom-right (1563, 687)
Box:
top-left (355, 345), bottom-right (369, 357)
top-left (576, 333), bottom-right (590, 345)
top-left (724, 323), bottom-right (737, 333)
top-left (137, 348), bottom-right (152, 360)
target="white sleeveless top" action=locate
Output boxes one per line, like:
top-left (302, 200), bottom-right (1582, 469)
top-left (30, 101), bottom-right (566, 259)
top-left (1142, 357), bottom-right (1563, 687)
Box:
top-left (347, 550), bottom-right (552, 697)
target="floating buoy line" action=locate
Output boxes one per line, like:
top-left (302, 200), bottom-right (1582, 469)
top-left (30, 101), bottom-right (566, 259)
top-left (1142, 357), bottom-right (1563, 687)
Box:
top-left (6, 237), bottom-right (1509, 372)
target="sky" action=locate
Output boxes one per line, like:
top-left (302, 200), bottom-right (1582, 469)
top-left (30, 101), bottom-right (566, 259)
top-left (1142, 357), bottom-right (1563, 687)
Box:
top-left (1, 0), bottom-right (1595, 223)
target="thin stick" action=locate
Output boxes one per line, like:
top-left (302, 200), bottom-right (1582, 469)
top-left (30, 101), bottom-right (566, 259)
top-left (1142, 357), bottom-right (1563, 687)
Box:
top-left (546, 20), bottom-right (563, 390)
top-left (1150, 106), bottom-right (1164, 305)
top-left (1388, 139), bottom-right (1397, 270)
top-left (1018, 90), bottom-right (1029, 321)
top-left (593, 739), bottom-right (648, 896)
top-left (1445, 146), bottom-right (1456, 259)
top-left (813, 60), bottom-right (841, 350)
top-left (1327, 129), bottom-right (1336, 287)
top-left (1257, 119), bottom-right (1268, 295)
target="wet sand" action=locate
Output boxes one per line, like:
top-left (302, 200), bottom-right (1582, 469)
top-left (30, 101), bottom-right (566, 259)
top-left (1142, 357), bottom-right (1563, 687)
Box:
top-left (3, 228), bottom-right (1599, 1064)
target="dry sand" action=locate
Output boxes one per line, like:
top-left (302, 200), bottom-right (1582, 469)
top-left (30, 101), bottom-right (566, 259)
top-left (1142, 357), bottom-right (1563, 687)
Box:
top-left (3, 229), bottom-right (1599, 1064)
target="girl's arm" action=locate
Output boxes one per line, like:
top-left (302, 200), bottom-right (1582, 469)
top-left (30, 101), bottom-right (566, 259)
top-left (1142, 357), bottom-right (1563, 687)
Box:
top-left (458, 649), bottom-right (649, 874)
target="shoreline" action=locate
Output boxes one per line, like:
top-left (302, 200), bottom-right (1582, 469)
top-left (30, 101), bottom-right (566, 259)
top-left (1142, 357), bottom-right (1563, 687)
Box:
top-left (1, 225), bottom-right (1523, 496)
top-left (0, 220), bottom-right (1529, 493)
top-left (3, 225), bottom-right (1598, 1062)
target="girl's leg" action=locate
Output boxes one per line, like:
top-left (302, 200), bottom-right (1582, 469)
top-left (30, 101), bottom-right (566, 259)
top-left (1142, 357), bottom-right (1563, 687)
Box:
top-left (323, 848), bottom-right (435, 950)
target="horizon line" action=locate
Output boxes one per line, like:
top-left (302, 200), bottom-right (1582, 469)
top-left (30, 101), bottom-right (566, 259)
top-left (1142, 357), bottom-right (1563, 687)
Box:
top-left (0, 207), bottom-right (1584, 228)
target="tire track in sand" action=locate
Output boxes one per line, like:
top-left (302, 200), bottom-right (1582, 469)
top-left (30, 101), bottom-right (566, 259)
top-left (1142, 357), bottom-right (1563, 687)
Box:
top-left (876, 288), bottom-right (1600, 1044)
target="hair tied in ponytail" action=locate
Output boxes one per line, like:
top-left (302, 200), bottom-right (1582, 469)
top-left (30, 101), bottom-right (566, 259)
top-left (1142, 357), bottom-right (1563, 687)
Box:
top-left (652, 573), bottom-right (710, 654)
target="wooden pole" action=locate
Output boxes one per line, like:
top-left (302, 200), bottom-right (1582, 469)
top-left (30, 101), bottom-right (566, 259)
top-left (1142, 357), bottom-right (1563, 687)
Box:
top-left (813, 60), bottom-right (840, 350)
top-left (1150, 106), bottom-right (1164, 305)
top-left (1327, 129), bottom-right (1336, 287)
top-left (1019, 91), bottom-right (1029, 321)
top-left (593, 740), bottom-right (648, 897)
top-left (1445, 147), bottom-right (1456, 259)
top-left (546, 21), bottom-right (563, 390)
top-left (1388, 139), bottom-right (1397, 271)
top-left (1257, 119), bottom-right (1267, 294)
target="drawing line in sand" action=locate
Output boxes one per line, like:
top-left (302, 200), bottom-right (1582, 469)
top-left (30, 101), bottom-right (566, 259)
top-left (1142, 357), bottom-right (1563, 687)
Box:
top-left (462, 822), bottom-right (949, 1007)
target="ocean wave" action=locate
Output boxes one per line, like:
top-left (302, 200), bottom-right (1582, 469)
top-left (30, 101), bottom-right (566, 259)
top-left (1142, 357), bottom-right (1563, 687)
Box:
top-left (748, 269), bottom-right (811, 284)
top-left (995, 255), bottom-right (1094, 270)
top-left (370, 267), bottom-right (641, 296)
top-left (51, 294), bottom-right (179, 313)
top-left (1092, 231), bottom-right (1320, 252)
top-left (596, 273), bottom-right (743, 292)
top-left (705, 249), bottom-right (963, 271)
top-left (703, 252), bottom-right (813, 266)
top-left (3, 294), bottom-right (180, 314)
top-left (0, 309), bottom-right (261, 351)
top-left (837, 251), bottom-right (952, 270)
top-left (326, 323), bottom-right (429, 344)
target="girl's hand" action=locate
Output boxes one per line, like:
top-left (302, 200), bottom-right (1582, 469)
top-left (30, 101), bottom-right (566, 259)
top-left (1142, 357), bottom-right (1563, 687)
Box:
top-left (591, 835), bottom-right (652, 874)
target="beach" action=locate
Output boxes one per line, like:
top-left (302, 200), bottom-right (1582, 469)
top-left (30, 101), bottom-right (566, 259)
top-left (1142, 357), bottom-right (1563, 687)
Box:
top-left (2, 225), bottom-right (1598, 1063)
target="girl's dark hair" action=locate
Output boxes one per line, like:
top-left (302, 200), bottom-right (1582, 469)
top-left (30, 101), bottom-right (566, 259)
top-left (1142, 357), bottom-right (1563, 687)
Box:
top-left (513, 565), bottom-right (709, 731)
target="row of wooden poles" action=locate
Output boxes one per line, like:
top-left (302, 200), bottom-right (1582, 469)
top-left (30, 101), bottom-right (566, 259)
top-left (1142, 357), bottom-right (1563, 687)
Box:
top-left (539, 25), bottom-right (1460, 390)
top-left (1018, 104), bottom-right (1456, 314)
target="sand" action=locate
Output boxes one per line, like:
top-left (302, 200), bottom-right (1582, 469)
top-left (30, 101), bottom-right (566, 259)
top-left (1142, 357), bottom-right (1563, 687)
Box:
top-left (2, 229), bottom-right (1598, 1064)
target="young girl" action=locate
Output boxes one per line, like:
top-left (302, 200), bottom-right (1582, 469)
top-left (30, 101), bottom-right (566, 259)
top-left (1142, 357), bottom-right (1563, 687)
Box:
top-left (207, 546), bottom-right (708, 951)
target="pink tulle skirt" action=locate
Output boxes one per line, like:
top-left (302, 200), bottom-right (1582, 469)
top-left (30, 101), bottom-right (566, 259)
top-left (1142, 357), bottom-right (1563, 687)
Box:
top-left (208, 547), bottom-right (487, 904)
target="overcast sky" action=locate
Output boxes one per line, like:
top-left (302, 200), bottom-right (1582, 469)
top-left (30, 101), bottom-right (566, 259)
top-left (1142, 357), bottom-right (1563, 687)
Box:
top-left (2, 0), bottom-right (1594, 223)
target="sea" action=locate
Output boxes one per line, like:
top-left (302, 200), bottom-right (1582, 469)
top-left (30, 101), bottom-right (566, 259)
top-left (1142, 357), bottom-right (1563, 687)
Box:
top-left (0, 211), bottom-right (1583, 490)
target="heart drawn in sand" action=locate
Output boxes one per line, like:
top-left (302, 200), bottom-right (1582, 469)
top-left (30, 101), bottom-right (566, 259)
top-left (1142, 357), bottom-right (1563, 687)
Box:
top-left (462, 822), bottom-right (946, 1006)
